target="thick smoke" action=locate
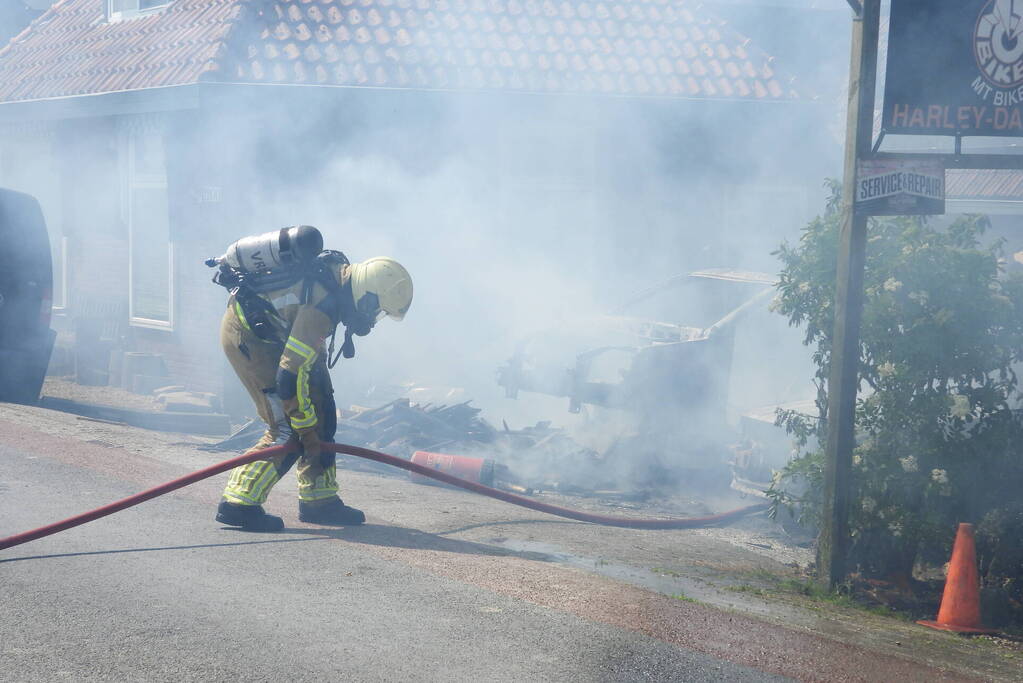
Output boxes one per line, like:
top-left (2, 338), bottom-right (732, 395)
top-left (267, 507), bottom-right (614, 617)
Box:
top-left (215, 88), bottom-right (832, 490)
top-left (0, 0), bottom-right (855, 492)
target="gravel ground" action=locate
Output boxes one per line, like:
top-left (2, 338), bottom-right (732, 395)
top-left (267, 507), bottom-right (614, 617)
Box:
top-left (43, 377), bottom-right (163, 412)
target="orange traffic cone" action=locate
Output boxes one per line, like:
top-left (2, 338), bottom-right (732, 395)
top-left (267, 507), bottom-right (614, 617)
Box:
top-left (917, 523), bottom-right (995, 634)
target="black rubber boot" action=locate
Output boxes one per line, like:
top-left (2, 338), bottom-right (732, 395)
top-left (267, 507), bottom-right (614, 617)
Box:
top-left (215, 501), bottom-right (285, 532)
top-left (298, 497), bottom-right (365, 526)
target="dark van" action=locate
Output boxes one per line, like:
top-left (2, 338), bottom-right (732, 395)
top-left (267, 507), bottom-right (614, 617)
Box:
top-left (0, 187), bottom-right (54, 404)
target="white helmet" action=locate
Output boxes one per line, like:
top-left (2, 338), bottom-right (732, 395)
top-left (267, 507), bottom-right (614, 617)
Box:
top-left (349, 257), bottom-right (413, 322)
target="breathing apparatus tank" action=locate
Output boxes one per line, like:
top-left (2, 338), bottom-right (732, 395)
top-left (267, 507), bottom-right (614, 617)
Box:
top-left (205, 225), bottom-right (324, 292)
top-left (206, 227), bottom-right (380, 364)
top-left (221, 225), bottom-right (323, 274)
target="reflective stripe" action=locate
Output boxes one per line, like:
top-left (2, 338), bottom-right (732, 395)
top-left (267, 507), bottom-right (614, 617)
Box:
top-left (298, 466), bottom-right (338, 501)
top-left (294, 360), bottom-right (317, 428)
top-left (224, 460), bottom-right (281, 506)
top-left (298, 488), bottom-right (338, 502)
top-left (287, 335), bottom-right (318, 430)
top-left (291, 413), bottom-right (318, 430)
top-left (286, 336), bottom-right (315, 360)
top-left (250, 462), bottom-right (281, 502)
top-left (234, 300), bottom-right (252, 332)
top-left (223, 490), bottom-right (264, 506)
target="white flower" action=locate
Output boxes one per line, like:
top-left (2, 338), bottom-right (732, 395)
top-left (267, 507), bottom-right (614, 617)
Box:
top-left (931, 469), bottom-right (952, 495)
top-left (888, 522), bottom-right (903, 537)
top-left (883, 277), bottom-right (902, 292)
top-left (862, 497), bottom-right (877, 513)
top-left (878, 362), bottom-right (896, 378)
top-left (899, 455), bottom-right (919, 473)
top-left (949, 394), bottom-right (971, 419)
top-left (852, 455), bottom-right (862, 466)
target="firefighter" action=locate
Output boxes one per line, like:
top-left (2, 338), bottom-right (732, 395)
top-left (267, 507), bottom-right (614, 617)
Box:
top-left (210, 228), bottom-right (413, 531)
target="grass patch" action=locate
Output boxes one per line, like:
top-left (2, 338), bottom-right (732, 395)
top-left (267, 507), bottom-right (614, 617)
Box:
top-left (744, 567), bottom-right (781, 583)
top-left (671, 592), bottom-right (698, 603)
top-left (773, 578), bottom-right (908, 619)
top-left (777, 577), bottom-right (830, 598)
top-left (728, 570), bottom-right (908, 620)
top-left (974, 634), bottom-right (1023, 655)
top-left (652, 567), bottom-right (684, 578)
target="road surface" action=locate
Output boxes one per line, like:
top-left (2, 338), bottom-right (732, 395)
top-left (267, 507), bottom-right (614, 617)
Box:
top-left (0, 404), bottom-right (1006, 681)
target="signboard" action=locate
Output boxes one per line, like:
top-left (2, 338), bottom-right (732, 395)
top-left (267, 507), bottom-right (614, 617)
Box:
top-left (884, 0), bottom-right (1023, 136)
top-left (855, 159), bottom-right (945, 215)
top-left (192, 186), bottom-right (222, 203)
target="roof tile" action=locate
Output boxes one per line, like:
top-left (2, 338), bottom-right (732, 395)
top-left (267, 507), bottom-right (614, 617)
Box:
top-left (0, 0), bottom-right (803, 102)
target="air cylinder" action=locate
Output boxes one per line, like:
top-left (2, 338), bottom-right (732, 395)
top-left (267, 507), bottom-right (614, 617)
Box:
top-left (222, 225), bottom-right (323, 274)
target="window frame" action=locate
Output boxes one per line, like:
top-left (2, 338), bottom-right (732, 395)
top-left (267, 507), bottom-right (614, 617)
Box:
top-left (121, 121), bottom-right (175, 331)
top-left (106, 0), bottom-right (172, 22)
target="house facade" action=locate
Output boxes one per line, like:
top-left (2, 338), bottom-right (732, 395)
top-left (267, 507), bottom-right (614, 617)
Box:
top-left (0, 0), bottom-right (833, 414)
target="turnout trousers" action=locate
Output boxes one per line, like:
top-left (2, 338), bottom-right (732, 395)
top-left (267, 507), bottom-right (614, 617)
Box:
top-left (219, 307), bottom-right (339, 506)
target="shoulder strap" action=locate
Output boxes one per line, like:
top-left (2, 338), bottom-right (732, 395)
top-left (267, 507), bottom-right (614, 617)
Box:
top-left (307, 250), bottom-right (352, 368)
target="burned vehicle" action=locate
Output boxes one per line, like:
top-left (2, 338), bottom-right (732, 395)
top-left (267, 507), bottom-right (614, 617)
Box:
top-left (498, 269), bottom-right (813, 492)
top-left (0, 188), bottom-right (54, 404)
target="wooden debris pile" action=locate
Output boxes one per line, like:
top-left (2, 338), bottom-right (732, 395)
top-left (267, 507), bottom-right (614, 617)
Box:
top-left (338, 398), bottom-right (497, 457)
top-left (203, 398), bottom-right (499, 457)
top-left (203, 397), bottom-right (634, 496)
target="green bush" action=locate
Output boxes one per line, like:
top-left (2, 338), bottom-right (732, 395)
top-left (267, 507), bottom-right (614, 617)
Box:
top-left (976, 503), bottom-right (1023, 626)
top-left (768, 181), bottom-right (1023, 583)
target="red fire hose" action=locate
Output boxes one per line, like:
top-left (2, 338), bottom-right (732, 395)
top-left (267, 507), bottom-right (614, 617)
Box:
top-left (0, 442), bottom-right (767, 552)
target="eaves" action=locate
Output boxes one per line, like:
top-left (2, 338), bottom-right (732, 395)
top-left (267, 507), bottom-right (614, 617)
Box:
top-left (0, 83), bottom-right (203, 123)
top-left (945, 199), bottom-right (1023, 216)
top-left (0, 79), bottom-right (823, 126)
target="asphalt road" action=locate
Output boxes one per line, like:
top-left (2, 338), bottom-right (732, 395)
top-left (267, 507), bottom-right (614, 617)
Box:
top-left (0, 409), bottom-right (993, 682)
top-left (2, 439), bottom-right (786, 682)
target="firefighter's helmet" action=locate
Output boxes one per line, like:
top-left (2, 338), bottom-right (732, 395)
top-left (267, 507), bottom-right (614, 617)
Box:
top-left (349, 257), bottom-right (413, 322)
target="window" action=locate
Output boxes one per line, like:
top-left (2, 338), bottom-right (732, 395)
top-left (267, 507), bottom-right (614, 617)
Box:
top-left (121, 119), bottom-right (173, 329)
top-left (107, 0), bottom-right (171, 21)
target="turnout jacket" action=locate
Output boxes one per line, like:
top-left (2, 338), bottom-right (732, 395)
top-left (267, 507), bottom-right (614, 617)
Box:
top-left (227, 268), bottom-right (347, 434)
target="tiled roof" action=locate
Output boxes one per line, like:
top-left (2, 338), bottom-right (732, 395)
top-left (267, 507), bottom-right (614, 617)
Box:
top-left (0, 0), bottom-right (242, 102)
top-left (0, 0), bottom-right (803, 103)
top-left (947, 169), bottom-right (1023, 200)
top-left (226, 0), bottom-right (799, 98)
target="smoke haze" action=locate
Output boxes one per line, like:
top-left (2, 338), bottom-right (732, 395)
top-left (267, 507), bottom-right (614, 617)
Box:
top-left (0, 0), bottom-right (854, 487)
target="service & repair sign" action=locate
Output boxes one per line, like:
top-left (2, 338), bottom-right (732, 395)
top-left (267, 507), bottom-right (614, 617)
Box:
top-left (855, 159), bottom-right (945, 215)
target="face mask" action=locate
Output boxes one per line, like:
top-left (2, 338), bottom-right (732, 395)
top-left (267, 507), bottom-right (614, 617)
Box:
top-left (350, 291), bottom-right (381, 336)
